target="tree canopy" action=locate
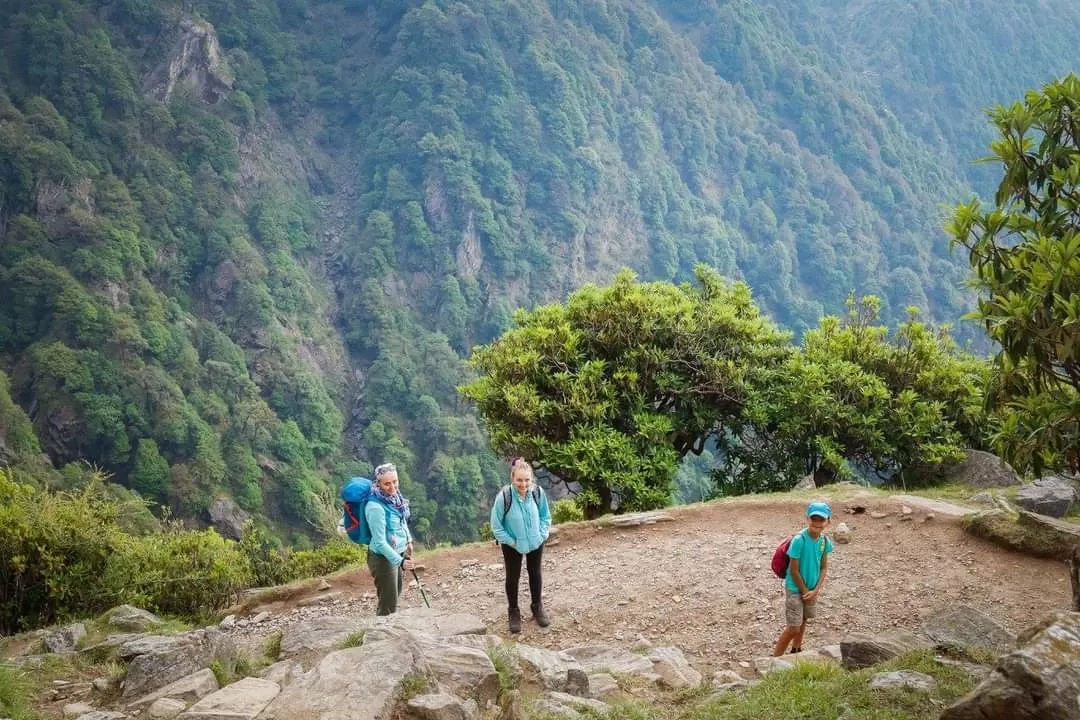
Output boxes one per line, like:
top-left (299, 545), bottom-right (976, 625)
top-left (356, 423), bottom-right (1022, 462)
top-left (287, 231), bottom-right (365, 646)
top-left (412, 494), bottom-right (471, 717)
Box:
top-left (950, 74), bottom-right (1080, 475)
top-left (463, 271), bottom-right (988, 512)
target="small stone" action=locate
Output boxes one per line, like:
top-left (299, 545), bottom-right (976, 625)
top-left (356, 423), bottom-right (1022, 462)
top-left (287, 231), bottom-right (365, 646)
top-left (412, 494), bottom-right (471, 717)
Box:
top-left (924, 513), bottom-right (935, 521)
top-left (870, 511), bottom-right (888, 519)
top-left (869, 670), bottom-right (936, 692)
top-left (833, 522), bottom-right (852, 544)
top-left (251, 611), bottom-right (271, 624)
top-left (220, 615), bottom-right (236, 628)
top-left (901, 505), bottom-right (913, 515)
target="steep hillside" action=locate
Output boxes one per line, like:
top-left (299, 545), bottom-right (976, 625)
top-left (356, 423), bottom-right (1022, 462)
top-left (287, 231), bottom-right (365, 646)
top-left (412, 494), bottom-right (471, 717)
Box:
top-left (1, 0), bottom-right (1079, 544)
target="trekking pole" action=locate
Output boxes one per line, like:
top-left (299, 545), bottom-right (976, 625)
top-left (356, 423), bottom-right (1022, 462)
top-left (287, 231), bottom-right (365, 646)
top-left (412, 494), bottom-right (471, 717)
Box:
top-left (410, 567), bottom-right (430, 608)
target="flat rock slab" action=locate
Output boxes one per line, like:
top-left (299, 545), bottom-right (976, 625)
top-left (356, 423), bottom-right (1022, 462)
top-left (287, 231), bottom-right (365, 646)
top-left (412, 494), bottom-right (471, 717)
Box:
top-left (279, 617), bottom-right (366, 657)
top-left (177, 677), bottom-right (279, 720)
top-left (127, 668), bottom-right (219, 710)
top-left (888, 495), bottom-right (972, 517)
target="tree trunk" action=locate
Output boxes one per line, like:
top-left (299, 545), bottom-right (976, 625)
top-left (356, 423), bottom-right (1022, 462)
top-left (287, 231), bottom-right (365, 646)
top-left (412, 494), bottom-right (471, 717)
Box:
top-left (1071, 544), bottom-right (1080, 612)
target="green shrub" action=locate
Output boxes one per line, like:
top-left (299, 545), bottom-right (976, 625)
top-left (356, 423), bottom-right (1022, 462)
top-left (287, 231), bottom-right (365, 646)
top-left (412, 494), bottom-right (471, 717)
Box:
top-left (0, 467), bottom-right (128, 632)
top-left (281, 537), bottom-right (366, 580)
top-left (551, 498), bottom-right (584, 524)
top-left (104, 524), bottom-right (252, 618)
top-left (0, 469), bottom-right (252, 632)
top-left (239, 522), bottom-right (365, 587)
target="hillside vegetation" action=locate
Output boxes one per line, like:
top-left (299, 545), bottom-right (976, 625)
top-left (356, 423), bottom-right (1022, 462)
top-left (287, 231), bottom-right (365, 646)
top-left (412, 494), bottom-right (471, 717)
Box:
top-left (1, 0), bottom-right (1080, 547)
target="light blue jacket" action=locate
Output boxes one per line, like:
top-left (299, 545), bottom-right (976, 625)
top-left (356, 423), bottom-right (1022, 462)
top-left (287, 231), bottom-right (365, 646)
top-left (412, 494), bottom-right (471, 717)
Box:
top-left (366, 499), bottom-right (412, 565)
top-left (490, 485), bottom-right (551, 554)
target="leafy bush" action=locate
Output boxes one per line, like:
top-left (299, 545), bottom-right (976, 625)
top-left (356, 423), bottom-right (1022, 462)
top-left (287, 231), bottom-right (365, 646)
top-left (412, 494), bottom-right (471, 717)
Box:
top-left (551, 498), bottom-right (584, 524)
top-left (0, 468), bottom-right (251, 632)
top-left (104, 524), bottom-right (252, 619)
top-left (238, 521), bottom-right (365, 588)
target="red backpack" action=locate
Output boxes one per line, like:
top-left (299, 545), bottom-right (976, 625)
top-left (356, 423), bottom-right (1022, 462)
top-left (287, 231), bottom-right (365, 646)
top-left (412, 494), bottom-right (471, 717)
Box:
top-left (770, 534), bottom-right (794, 578)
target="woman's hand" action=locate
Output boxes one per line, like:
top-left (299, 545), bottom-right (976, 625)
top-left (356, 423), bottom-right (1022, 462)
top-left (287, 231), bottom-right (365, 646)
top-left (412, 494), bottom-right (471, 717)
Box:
top-left (402, 557), bottom-right (415, 571)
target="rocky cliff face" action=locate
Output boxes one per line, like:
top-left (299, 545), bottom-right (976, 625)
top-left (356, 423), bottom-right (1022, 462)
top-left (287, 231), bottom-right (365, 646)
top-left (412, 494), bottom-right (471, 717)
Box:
top-left (144, 15), bottom-right (233, 104)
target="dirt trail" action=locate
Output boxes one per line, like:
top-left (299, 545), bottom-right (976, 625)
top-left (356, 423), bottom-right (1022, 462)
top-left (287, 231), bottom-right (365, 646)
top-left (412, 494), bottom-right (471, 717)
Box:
top-left (240, 492), bottom-right (1071, 675)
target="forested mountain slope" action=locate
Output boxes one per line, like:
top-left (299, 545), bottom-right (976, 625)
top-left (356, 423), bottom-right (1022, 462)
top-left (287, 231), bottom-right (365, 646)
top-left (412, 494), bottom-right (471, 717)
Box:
top-left (1, 0), bottom-right (1078, 545)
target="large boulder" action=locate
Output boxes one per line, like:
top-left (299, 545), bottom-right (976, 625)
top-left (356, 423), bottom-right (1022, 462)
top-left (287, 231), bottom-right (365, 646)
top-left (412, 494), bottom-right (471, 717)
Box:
top-left (941, 611), bottom-right (1080, 720)
top-left (120, 629), bottom-right (235, 699)
top-left (840, 631), bottom-right (933, 669)
top-left (260, 642), bottom-right (415, 720)
top-left (104, 605), bottom-right (164, 632)
top-left (509, 644), bottom-right (589, 696)
top-left (207, 497), bottom-right (250, 541)
top-left (920, 605), bottom-right (1015, 655)
top-left (1015, 477), bottom-right (1077, 518)
top-left (941, 450), bottom-right (1022, 488)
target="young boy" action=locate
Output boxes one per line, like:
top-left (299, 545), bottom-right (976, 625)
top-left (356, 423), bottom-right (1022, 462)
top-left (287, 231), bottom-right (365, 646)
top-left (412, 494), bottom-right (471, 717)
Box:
top-left (773, 501), bottom-right (833, 656)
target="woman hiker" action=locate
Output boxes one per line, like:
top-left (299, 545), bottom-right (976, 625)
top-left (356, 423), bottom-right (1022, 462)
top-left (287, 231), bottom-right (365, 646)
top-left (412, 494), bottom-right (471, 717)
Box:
top-left (489, 457), bottom-right (552, 633)
top-left (366, 462), bottom-right (415, 615)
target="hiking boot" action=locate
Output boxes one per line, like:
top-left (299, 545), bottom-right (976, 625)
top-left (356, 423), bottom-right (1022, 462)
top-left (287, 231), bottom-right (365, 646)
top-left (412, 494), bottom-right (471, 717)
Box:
top-left (531, 602), bottom-right (550, 628)
top-left (508, 607), bottom-right (522, 634)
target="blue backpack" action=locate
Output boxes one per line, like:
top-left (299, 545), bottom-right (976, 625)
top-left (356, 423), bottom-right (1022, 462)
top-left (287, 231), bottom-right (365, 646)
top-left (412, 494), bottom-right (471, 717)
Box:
top-left (341, 477), bottom-right (391, 545)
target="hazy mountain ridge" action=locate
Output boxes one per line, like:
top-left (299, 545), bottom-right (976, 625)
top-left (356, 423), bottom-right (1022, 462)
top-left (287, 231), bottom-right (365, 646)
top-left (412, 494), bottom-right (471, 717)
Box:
top-left (1, 0), bottom-right (1079, 544)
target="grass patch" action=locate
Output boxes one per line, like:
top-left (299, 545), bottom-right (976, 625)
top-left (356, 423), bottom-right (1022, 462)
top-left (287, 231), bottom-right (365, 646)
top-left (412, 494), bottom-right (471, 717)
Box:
top-left (487, 646), bottom-right (516, 700)
top-left (0, 664), bottom-right (36, 720)
top-left (263, 631), bottom-right (282, 661)
top-left (340, 631), bottom-right (365, 649)
top-left (232, 652), bottom-right (272, 680)
top-left (398, 672), bottom-right (429, 701)
top-left (900, 483), bottom-right (978, 504)
top-left (963, 509), bottom-right (1078, 560)
top-left (209, 659), bottom-right (230, 688)
top-left (685, 650), bottom-right (975, 720)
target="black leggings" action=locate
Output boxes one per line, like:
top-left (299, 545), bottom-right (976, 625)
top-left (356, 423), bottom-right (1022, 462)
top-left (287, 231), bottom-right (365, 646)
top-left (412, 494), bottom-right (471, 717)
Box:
top-left (501, 542), bottom-right (544, 609)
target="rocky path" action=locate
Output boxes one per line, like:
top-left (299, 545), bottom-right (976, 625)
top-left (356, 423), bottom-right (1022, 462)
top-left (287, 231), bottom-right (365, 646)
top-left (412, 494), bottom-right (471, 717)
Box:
top-left (231, 492), bottom-right (1072, 675)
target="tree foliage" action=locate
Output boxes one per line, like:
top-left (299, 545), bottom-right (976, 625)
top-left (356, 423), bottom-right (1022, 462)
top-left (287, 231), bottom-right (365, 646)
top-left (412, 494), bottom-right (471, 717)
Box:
top-left (461, 266), bottom-right (792, 516)
top-left (726, 297), bottom-right (989, 492)
top-left (950, 74), bottom-right (1080, 475)
top-left (464, 276), bottom-right (988, 508)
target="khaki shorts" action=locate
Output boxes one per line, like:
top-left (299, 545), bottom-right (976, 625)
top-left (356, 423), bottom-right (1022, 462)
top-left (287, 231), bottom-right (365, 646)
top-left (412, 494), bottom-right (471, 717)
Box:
top-left (785, 590), bottom-right (818, 627)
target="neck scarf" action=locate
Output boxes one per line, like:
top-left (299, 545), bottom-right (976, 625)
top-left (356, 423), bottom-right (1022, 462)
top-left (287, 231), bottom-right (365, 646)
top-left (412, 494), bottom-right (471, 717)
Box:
top-left (373, 485), bottom-right (410, 520)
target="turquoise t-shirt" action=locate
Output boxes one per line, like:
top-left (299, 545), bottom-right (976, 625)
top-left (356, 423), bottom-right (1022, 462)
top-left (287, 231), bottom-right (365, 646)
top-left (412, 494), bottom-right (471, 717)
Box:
top-left (784, 528), bottom-right (833, 593)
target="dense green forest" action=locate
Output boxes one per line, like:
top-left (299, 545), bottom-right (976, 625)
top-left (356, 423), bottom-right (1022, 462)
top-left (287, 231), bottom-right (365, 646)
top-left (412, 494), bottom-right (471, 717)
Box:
top-left (1, 0), bottom-right (1079, 545)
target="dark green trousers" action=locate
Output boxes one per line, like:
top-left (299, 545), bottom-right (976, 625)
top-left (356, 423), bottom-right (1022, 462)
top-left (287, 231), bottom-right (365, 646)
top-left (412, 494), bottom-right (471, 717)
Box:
top-left (367, 551), bottom-right (403, 615)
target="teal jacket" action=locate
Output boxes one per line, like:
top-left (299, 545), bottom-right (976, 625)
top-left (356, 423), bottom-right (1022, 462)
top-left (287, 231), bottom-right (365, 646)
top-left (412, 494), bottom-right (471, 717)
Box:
top-left (490, 485), bottom-right (551, 554)
top-left (366, 499), bottom-right (412, 565)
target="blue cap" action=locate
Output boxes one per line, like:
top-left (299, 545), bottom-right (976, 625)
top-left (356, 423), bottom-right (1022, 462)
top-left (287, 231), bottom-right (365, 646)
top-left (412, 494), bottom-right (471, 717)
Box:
top-left (806, 501), bottom-right (832, 519)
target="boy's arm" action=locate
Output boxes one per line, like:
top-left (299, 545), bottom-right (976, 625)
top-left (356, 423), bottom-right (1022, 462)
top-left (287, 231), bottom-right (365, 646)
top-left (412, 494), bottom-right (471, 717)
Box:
top-left (805, 554), bottom-right (828, 600)
top-left (789, 558), bottom-right (810, 595)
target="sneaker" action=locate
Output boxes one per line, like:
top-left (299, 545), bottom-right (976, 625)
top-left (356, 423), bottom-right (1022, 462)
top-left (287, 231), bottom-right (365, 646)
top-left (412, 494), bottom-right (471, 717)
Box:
top-left (508, 607), bottom-right (522, 634)
top-left (531, 602), bottom-right (550, 628)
